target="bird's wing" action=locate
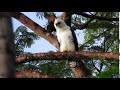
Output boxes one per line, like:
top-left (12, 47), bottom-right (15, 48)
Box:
top-left (68, 33), bottom-right (74, 42)
top-left (57, 36), bottom-right (61, 45)
top-left (71, 29), bottom-right (78, 51)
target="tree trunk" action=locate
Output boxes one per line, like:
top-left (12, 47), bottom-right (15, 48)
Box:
top-left (70, 60), bottom-right (91, 78)
top-left (0, 12), bottom-right (15, 78)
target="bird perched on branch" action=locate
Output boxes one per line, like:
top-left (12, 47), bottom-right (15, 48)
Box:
top-left (54, 18), bottom-right (78, 68)
top-left (54, 18), bottom-right (78, 52)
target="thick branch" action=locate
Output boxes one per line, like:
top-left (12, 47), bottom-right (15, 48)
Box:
top-left (73, 12), bottom-right (119, 21)
top-left (10, 12), bottom-right (60, 49)
top-left (16, 69), bottom-right (53, 78)
top-left (16, 51), bottom-right (119, 64)
top-left (43, 12), bottom-right (56, 22)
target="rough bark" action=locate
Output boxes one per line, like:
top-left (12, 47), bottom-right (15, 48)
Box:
top-left (0, 12), bottom-right (15, 78)
top-left (70, 65), bottom-right (91, 78)
top-left (16, 51), bottom-right (119, 64)
top-left (16, 69), bottom-right (53, 78)
top-left (16, 51), bottom-right (118, 78)
top-left (11, 12), bottom-right (60, 50)
top-left (11, 12), bottom-right (91, 78)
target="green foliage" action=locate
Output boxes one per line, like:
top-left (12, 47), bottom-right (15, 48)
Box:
top-left (93, 66), bottom-right (119, 78)
top-left (14, 25), bottom-right (40, 56)
top-left (39, 60), bottom-right (70, 78)
top-left (17, 60), bottom-right (73, 78)
top-left (16, 12), bottom-right (119, 78)
top-left (79, 12), bottom-right (119, 78)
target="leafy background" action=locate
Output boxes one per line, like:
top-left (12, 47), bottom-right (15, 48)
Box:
top-left (15, 12), bottom-right (119, 78)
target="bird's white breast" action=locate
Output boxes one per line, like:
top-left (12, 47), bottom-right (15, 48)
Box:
top-left (57, 28), bottom-right (75, 52)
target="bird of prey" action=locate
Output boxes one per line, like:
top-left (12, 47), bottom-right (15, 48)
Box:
top-left (54, 18), bottom-right (78, 68)
top-left (54, 18), bottom-right (78, 52)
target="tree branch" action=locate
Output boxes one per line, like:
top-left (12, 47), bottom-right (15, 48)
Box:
top-left (43, 12), bottom-right (91, 78)
top-left (10, 12), bottom-right (60, 49)
top-left (79, 12), bottom-right (98, 29)
top-left (79, 29), bottom-right (111, 49)
top-left (60, 12), bottom-right (91, 78)
top-left (16, 51), bottom-right (119, 64)
top-left (91, 60), bottom-right (100, 73)
top-left (16, 69), bottom-right (53, 78)
top-left (71, 22), bottom-right (118, 30)
top-left (43, 12), bottom-right (57, 32)
top-left (73, 12), bottom-right (119, 21)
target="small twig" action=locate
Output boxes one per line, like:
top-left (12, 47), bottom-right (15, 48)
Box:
top-left (73, 12), bottom-right (119, 21)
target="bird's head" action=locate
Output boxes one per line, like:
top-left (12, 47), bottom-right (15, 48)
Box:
top-left (54, 18), bottom-right (67, 29)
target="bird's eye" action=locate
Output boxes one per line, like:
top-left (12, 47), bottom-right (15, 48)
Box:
top-left (56, 22), bottom-right (61, 26)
